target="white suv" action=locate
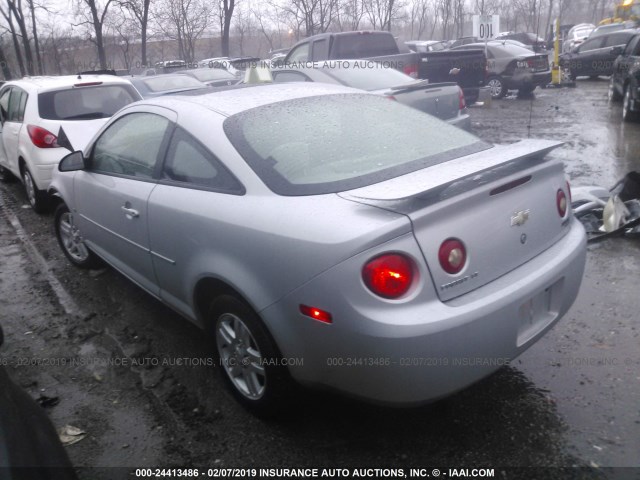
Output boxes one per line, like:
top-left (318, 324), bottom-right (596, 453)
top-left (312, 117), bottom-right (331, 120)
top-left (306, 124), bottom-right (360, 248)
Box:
top-left (0, 75), bottom-right (141, 212)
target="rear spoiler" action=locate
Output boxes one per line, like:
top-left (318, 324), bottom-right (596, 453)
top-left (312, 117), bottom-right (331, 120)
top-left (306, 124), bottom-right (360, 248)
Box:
top-left (340, 139), bottom-right (564, 203)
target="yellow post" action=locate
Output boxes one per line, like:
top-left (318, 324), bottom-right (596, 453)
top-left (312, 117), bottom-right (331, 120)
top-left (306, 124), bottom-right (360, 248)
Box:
top-left (551, 18), bottom-right (561, 84)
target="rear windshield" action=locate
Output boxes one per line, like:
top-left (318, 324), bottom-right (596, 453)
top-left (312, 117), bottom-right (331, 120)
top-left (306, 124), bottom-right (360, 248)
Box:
top-left (187, 69), bottom-right (235, 82)
top-left (142, 76), bottom-right (204, 92)
top-left (224, 94), bottom-right (489, 196)
top-left (323, 64), bottom-right (415, 90)
top-left (331, 34), bottom-right (399, 59)
top-left (38, 84), bottom-right (140, 120)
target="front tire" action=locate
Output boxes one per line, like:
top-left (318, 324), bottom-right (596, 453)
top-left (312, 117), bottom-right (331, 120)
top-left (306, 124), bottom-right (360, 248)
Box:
top-left (486, 76), bottom-right (507, 99)
top-left (210, 295), bottom-right (293, 417)
top-left (622, 86), bottom-right (639, 122)
top-left (609, 78), bottom-right (622, 102)
top-left (54, 203), bottom-right (101, 268)
top-left (22, 167), bottom-right (49, 213)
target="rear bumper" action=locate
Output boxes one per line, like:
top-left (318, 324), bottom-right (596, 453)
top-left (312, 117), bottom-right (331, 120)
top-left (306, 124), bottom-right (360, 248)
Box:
top-left (261, 218), bottom-right (586, 405)
top-left (446, 112), bottom-right (471, 131)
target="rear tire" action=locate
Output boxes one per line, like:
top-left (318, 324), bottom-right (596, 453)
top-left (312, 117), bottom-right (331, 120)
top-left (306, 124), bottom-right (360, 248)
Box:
top-left (486, 76), bottom-right (507, 99)
top-left (608, 78), bottom-right (622, 102)
top-left (22, 167), bottom-right (49, 213)
top-left (210, 295), bottom-right (293, 417)
top-left (54, 203), bottom-right (101, 268)
top-left (622, 86), bottom-right (639, 122)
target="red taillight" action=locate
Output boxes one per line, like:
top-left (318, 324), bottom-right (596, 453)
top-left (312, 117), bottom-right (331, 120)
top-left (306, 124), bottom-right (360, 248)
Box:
top-left (362, 253), bottom-right (414, 299)
top-left (385, 95), bottom-right (397, 101)
top-left (458, 87), bottom-right (466, 110)
top-left (403, 63), bottom-right (418, 79)
top-left (27, 125), bottom-right (59, 148)
top-left (438, 238), bottom-right (467, 275)
top-left (557, 188), bottom-right (568, 217)
top-left (299, 305), bottom-right (332, 324)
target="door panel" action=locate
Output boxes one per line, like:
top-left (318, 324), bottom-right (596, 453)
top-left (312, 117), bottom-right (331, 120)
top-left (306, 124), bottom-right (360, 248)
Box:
top-left (71, 110), bottom-right (174, 295)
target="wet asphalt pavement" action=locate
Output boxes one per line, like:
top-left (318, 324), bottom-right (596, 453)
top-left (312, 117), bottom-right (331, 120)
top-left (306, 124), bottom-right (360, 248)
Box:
top-left (0, 78), bottom-right (639, 479)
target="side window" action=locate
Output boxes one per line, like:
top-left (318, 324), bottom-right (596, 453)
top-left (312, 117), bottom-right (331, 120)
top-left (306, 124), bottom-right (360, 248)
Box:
top-left (632, 36), bottom-right (640, 56)
top-left (311, 38), bottom-right (328, 60)
top-left (7, 89), bottom-right (27, 122)
top-left (287, 43), bottom-right (310, 63)
top-left (272, 71), bottom-right (311, 83)
top-left (581, 37), bottom-right (605, 52)
top-left (90, 112), bottom-right (170, 179)
top-left (7, 89), bottom-right (26, 122)
top-left (162, 127), bottom-right (242, 193)
top-left (0, 88), bottom-right (11, 123)
top-left (605, 33), bottom-right (631, 47)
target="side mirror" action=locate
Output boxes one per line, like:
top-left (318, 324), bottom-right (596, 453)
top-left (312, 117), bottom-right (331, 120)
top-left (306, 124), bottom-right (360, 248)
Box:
top-left (58, 151), bottom-right (86, 172)
top-left (610, 46), bottom-right (623, 56)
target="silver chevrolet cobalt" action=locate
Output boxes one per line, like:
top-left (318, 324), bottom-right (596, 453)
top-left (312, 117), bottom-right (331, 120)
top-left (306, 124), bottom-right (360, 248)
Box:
top-left (49, 83), bottom-right (586, 416)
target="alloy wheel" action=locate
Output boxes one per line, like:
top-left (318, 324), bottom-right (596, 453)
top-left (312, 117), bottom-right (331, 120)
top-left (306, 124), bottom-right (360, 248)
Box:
top-left (58, 211), bottom-right (90, 262)
top-left (216, 313), bottom-right (266, 400)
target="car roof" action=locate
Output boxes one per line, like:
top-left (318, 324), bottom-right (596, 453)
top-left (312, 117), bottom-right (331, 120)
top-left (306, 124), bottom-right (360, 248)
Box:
top-left (141, 82), bottom-right (362, 117)
top-left (4, 74), bottom-right (132, 92)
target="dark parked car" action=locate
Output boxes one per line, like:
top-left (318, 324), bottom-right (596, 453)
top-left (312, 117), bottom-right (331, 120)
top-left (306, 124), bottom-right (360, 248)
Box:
top-left (609, 32), bottom-right (640, 121)
top-left (0, 324), bottom-right (78, 479)
top-left (453, 42), bottom-right (551, 98)
top-left (129, 74), bottom-right (209, 98)
top-left (560, 29), bottom-right (637, 79)
top-left (180, 68), bottom-right (240, 87)
top-left (495, 32), bottom-right (547, 52)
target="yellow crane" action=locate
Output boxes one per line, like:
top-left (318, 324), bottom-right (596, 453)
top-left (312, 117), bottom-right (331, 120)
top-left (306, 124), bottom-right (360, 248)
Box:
top-left (599, 0), bottom-right (640, 25)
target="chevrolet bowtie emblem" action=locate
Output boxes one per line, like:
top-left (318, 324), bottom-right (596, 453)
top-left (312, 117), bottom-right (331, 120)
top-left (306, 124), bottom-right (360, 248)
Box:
top-left (511, 209), bottom-right (530, 227)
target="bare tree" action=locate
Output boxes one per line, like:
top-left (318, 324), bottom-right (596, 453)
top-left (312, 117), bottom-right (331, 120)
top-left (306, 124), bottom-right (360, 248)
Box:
top-left (74, 0), bottom-right (114, 69)
top-left (219, 0), bottom-right (236, 56)
top-left (283, 0), bottom-right (338, 37)
top-left (4, 0), bottom-right (35, 74)
top-left (336, 0), bottom-right (365, 30)
top-left (117, 0), bottom-right (150, 65)
top-left (0, 34), bottom-right (13, 78)
top-left (153, 0), bottom-right (212, 62)
top-left (0, 4), bottom-right (26, 75)
top-left (363, 0), bottom-right (405, 30)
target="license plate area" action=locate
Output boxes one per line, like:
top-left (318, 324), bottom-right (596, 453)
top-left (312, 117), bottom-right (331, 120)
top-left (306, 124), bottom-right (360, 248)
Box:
top-left (516, 279), bottom-right (563, 347)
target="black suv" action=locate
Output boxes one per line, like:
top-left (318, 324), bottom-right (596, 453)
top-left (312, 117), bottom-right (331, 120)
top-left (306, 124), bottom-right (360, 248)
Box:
top-left (560, 29), bottom-right (637, 79)
top-left (610, 32), bottom-right (640, 122)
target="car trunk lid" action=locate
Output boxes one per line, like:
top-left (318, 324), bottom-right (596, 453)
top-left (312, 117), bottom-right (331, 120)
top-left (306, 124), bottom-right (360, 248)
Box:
top-left (339, 139), bottom-right (570, 302)
top-left (374, 81), bottom-right (460, 121)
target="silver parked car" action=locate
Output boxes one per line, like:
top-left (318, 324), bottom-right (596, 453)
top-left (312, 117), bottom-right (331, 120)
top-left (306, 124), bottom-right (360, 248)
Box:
top-left (271, 60), bottom-right (470, 130)
top-left (49, 83), bottom-right (586, 416)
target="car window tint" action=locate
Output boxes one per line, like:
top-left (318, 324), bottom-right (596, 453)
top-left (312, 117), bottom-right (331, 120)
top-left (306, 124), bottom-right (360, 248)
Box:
top-left (581, 37), bottom-right (604, 51)
top-left (623, 36), bottom-right (638, 55)
top-left (38, 85), bottom-right (140, 120)
top-left (162, 127), bottom-right (242, 192)
top-left (605, 33), bottom-right (632, 47)
top-left (7, 89), bottom-right (25, 122)
top-left (224, 93), bottom-right (489, 196)
top-left (0, 88), bottom-right (10, 122)
top-left (287, 43), bottom-right (309, 63)
top-left (90, 113), bottom-right (170, 179)
top-left (17, 89), bottom-right (28, 122)
top-left (272, 72), bottom-right (311, 83)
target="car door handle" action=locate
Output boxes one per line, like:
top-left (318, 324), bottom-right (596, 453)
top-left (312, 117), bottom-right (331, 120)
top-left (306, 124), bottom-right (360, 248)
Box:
top-left (121, 206), bottom-right (139, 218)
